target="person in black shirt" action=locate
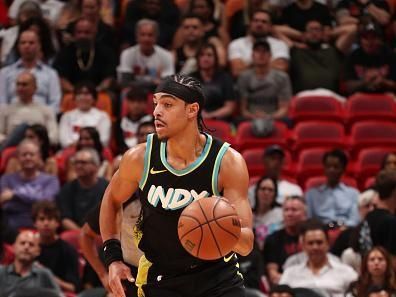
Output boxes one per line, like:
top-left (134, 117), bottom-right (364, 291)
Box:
top-left (366, 170), bottom-right (396, 259)
top-left (32, 200), bottom-right (80, 293)
top-left (335, 0), bottom-right (390, 26)
top-left (263, 196), bottom-right (306, 285)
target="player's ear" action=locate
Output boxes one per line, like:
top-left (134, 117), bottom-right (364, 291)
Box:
top-left (187, 102), bottom-right (199, 119)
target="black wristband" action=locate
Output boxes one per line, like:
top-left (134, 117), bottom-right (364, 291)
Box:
top-left (103, 239), bottom-right (124, 268)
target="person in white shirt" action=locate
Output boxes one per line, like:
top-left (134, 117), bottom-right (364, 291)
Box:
top-left (59, 81), bottom-right (111, 148)
top-left (228, 9), bottom-right (289, 77)
top-left (248, 145), bottom-right (303, 206)
top-left (117, 18), bottom-right (175, 88)
top-left (280, 220), bottom-right (358, 297)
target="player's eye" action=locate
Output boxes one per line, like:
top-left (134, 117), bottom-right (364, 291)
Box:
top-left (164, 103), bottom-right (172, 108)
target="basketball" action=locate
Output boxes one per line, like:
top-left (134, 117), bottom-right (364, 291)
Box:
top-left (178, 196), bottom-right (241, 260)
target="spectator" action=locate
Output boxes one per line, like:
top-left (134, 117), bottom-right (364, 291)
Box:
top-left (366, 170), bottom-right (396, 258)
top-left (5, 124), bottom-right (58, 176)
top-left (191, 43), bottom-right (236, 121)
top-left (289, 19), bottom-right (356, 93)
top-left (59, 81), bottom-right (111, 148)
top-left (32, 200), bottom-right (80, 293)
top-left (57, 148), bottom-right (108, 230)
top-left (8, 0), bottom-right (64, 25)
top-left (335, 0), bottom-right (390, 26)
top-left (117, 19), bottom-right (174, 89)
top-left (53, 17), bottom-right (116, 93)
top-left (114, 87), bottom-right (153, 154)
top-left (65, 0), bottom-right (116, 51)
top-left (280, 221), bottom-right (358, 297)
top-left (305, 149), bottom-right (360, 227)
top-left (228, 9), bottom-right (289, 77)
top-left (65, 127), bottom-right (113, 182)
top-left (0, 1), bottom-right (42, 65)
top-left (0, 29), bottom-right (62, 112)
top-left (248, 145), bottom-right (303, 205)
top-left (173, 14), bottom-right (226, 74)
top-left (0, 230), bottom-right (62, 297)
top-left (381, 152), bottom-right (396, 171)
top-left (264, 196), bottom-right (306, 285)
top-left (185, 0), bottom-right (229, 46)
top-left (237, 39), bottom-right (292, 122)
top-left (122, 0), bottom-right (180, 48)
top-left (253, 176), bottom-right (283, 250)
top-left (81, 196), bottom-right (143, 296)
top-left (0, 140), bottom-right (60, 238)
top-left (343, 18), bottom-right (396, 95)
top-left (0, 72), bottom-right (58, 146)
top-left (227, 0), bottom-right (278, 40)
top-left (277, 0), bottom-right (332, 36)
top-left (346, 246), bottom-right (396, 297)
top-left (3, 16), bottom-right (57, 66)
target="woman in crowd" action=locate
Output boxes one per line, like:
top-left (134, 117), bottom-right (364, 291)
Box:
top-left (5, 124), bottom-right (57, 176)
top-left (191, 43), bottom-right (236, 121)
top-left (253, 176), bottom-right (283, 250)
top-left (347, 247), bottom-right (396, 297)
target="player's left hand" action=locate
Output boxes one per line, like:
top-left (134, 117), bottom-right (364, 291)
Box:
top-left (108, 261), bottom-right (135, 297)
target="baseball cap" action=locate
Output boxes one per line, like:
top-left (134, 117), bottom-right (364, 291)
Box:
top-left (360, 19), bottom-right (382, 37)
top-left (264, 145), bottom-right (285, 157)
top-left (253, 38), bottom-right (271, 51)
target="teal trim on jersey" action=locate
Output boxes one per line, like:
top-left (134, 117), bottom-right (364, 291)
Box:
top-left (160, 134), bottom-right (213, 176)
top-left (139, 134), bottom-right (154, 189)
top-left (212, 142), bottom-right (230, 196)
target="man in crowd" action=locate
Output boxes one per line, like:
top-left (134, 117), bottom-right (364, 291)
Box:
top-left (228, 9), bottom-right (289, 77)
top-left (57, 148), bottom-right (108, 230)
top-left (305, 149), bottom-right (360, 227)
top-left (280, 221), bottom-right (358, 297)
top-left (249, 146), bottom-right (302, 206)
top-left (0, 29), bottom-right (61, 112)
top-left (264, 196), bottom-right (307, 285)
top-left (33, 200), bottom-right (80, 293)
top-left (0, 230), bottom-right (61, 297)
top-left (0, 71), bottom-right (58, 146)
top-left (0, 140), bottom-right (60, 239)
top-left (117, 19), bottom-right (174, 88)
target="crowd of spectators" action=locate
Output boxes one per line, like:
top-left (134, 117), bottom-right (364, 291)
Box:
top-left (1, 0), bottom-right (396, 296)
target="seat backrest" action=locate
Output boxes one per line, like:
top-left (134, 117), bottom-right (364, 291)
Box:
top-left (60, 229), bottom-right (81, 252)
top-left (304, 175), bottom-right (358, 191)
top-left (0, 146), bottom-right (17, 173)
top-left (204, 119), bottom-right (233, 142)
top-left (289, 95), bottom-right (344, 122)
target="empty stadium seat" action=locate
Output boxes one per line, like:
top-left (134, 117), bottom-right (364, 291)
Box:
top-left (288, 95), bottom-right (345, 124)
top-left (242, 147), bottom-right (293, 177)
top-left (350, 121), bottom-right (396, 156)
top-left (295, 148), bottom-right (328, 186)
top-left (352, 147), bottom-right (391, 188)
top-left (345, 93), bottom-right (396, 126)
top-left (235, 121), bottom-right (289, 152)
top-left (304, 175), bottom-right (358, 191)
top-left (0, 146), bottom-right (17, 174)
top-left (292, 121), bottom-right (346, 154)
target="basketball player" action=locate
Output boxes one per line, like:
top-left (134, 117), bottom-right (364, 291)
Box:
top-left (100, 74), bottom-right (254, 297)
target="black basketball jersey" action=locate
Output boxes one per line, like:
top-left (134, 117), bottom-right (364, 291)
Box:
top-left (136, 133), bottom-right (230, 273)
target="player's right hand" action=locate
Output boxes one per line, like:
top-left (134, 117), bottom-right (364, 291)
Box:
top-left (108, 261), bottom-right (135, 297)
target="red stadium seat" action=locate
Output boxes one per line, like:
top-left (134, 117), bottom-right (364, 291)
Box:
top-left (350, 121), bottom-right (396, 156)
top-left (235, 121), bottom-right (289, 152)
top-left (204, 119), bottom-right (234, 144)
top-left (364, 176), bottom-right (376, 189)
top-left (304, 175), bottom-right (358, 191)
top-left (0, 146), bottom-right (17, 174)
top-left (352, 147), bottom-right (391, 188)
top-left (242, 148), bottom-right (292, 177)
top-left (292, 121), bottom-right (346, 154)
top-left (60, 230), bottom-right (86, 278)
top-left (345, 93), bottom-right (396, 127)
top-left (288, 95), bottom-right (345, 124)
top-left (295, 148), bottom-right (329, 186)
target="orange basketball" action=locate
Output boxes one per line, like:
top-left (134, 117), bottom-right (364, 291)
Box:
top-left (178, 196), bottom-right (241, 260)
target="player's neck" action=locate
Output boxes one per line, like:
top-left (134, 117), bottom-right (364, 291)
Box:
top-left (166, 130), bottom-right (206, 169)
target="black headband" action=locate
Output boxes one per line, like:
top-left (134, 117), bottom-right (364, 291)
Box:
top-left (155, 78), bottom-right (204, 107)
